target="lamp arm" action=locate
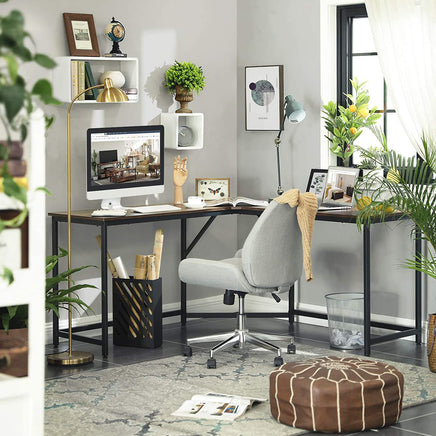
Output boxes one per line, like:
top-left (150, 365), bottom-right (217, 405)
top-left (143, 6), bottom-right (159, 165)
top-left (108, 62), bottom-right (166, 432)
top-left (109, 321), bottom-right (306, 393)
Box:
top-left (274, 109), bottom-right (288, 196)
top-left (67, 84), bottom-right (104, 113)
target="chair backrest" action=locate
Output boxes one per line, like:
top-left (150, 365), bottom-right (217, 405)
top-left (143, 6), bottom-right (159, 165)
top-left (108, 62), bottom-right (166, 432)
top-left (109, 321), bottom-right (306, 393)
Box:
top-left (242, 201), bottom-right (302, 288)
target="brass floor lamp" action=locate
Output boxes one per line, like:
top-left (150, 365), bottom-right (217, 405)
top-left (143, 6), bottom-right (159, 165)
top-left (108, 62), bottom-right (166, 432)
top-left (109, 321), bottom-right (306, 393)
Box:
top-left (48, 78), bottom-right (128, 366)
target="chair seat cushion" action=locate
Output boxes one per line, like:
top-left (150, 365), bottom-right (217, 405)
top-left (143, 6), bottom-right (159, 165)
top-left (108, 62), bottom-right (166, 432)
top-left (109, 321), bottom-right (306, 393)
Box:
top-left (178, 257), bottom-right (276, 295)
top-left (270, 356), bottom-right (404, 433)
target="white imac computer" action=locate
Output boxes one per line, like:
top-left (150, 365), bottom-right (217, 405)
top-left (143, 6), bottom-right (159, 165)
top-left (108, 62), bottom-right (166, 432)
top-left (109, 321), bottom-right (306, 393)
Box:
top-left (87, 125), bottom-right (164, 209)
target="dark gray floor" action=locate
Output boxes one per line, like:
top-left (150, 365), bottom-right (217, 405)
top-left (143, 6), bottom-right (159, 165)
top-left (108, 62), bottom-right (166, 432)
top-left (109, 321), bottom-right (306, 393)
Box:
top-left (45, 318), bottom-right (436, 435)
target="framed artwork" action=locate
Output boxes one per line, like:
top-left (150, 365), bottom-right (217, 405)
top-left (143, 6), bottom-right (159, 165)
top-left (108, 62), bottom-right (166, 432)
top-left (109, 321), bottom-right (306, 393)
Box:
top-left (63, 13), bottom-right (100, 57)
top-left (306, 169), bottom-right (328, 201)
top-left (245, 65), bottom-right (284, 131)
top-left (195, 178), bottom-right (230, 200)
top-left (0, 211), bottom-right (28, 269)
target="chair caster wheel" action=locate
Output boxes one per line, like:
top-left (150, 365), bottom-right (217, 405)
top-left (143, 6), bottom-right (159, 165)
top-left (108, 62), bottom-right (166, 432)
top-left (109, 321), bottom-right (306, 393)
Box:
top-left (287, 343), bottom-right (296, 354)
top-left (183, 346), bottom-right (192, 357)
top-left (207, 358), bottom-right (216, 369)
top-left (274, 356), bottom-right (283, 367)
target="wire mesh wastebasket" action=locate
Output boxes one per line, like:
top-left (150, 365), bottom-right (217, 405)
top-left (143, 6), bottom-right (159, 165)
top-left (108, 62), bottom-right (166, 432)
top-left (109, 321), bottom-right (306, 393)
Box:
top-left (325, 292), bottom-right (364, 350)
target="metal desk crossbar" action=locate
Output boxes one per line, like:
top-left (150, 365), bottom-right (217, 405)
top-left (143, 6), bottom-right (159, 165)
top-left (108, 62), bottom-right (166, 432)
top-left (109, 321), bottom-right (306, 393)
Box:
top-left (49, 205), bottom-right (421, 357)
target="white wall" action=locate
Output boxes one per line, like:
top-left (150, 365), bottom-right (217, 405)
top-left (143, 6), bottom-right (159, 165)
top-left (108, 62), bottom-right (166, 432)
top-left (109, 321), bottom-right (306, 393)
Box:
top-left (6, 0), bottom-right (238, 323)
top-left (236, 0), bottom-right (436, 322)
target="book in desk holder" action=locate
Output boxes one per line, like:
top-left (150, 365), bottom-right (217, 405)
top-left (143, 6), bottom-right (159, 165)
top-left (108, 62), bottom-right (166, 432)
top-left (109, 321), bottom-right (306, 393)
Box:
top-left (112, 277), bottom-right (162, 348)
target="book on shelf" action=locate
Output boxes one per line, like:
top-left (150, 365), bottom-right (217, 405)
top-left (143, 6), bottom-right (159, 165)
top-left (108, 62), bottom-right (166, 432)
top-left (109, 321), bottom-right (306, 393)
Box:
top-left (77, 61), bottom-right (85, 100)
top-left (206, 196), bottom-right (268, 207)
top-left (71, 60), bottom-right (79, 99)
top-left (84, 62), bottom-right (99, 100)
top-left (172, 393), bottom-right (265, 420)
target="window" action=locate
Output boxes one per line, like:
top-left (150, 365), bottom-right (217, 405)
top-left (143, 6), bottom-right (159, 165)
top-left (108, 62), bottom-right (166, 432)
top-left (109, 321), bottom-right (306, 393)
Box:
top-left (337, 4), bottom-right (415, 164)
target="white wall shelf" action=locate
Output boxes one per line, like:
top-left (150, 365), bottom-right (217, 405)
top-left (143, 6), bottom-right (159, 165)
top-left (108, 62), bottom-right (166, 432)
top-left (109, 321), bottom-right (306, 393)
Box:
top-left (52, 56), bottom-right (139, 103)
top-left (0, 110), bottom-right (46, 435)
top-left (160, 113), bottom-right (204, 150)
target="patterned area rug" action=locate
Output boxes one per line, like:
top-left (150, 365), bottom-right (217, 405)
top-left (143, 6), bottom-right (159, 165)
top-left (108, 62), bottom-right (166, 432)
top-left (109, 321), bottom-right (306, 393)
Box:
top-left (45, 344), bottom-right (436, 435)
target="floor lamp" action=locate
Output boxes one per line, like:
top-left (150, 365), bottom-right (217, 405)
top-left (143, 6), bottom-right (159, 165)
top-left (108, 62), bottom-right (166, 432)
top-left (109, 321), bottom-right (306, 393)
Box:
top-left (274, 95), bottom-right (306, 196)
top-left (48, 78), bottom-right (128, 366)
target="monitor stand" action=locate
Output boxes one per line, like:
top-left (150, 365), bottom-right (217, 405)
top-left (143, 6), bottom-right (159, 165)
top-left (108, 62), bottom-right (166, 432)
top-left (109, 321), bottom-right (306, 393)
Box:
top-left (101, 198), bottom-right (123, 210)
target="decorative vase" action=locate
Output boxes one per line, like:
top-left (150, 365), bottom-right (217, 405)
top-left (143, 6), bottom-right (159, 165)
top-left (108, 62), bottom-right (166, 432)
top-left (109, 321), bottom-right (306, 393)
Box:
top-left (174, 85), bottom-right (193, 113)
top-left (428, 313), bottom-right (436, 373)
top-left (99, 71), bottom-right (126, 89)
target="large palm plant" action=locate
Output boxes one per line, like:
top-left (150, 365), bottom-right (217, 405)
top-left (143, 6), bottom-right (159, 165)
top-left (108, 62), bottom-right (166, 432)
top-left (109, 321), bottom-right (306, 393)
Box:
top-left (355, 129), bottom-right (436, 279)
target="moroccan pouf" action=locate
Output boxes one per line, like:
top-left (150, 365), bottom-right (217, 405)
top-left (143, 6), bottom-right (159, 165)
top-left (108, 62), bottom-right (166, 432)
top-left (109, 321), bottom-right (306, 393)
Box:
top-left (270, 356), bottom-right (404, 433)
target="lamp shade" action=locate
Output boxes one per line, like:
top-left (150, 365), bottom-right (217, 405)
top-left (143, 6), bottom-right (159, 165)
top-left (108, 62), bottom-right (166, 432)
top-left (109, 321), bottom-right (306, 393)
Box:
top-left (97, 78), bottom-right (128, 102)
top-left (284, 95), bottom-right (306, 123)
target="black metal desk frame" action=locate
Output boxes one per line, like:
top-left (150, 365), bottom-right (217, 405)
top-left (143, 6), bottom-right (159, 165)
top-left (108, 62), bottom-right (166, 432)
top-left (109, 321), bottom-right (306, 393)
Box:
top-left (50, 207), bottom-right (421, 358)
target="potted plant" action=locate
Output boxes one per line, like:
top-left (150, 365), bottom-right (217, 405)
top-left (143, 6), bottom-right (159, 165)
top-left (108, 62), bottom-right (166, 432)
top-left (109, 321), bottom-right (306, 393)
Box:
top-left (322, 78), bottom-right (380, 166)
top-left (164, 61), bottom-right (205, 113)
top-left (0, 3), bottom-right (60, 283)
top-left (0, 248), bottom-right (95, 376)
top-left (354, 131), bottom-right (436, 371)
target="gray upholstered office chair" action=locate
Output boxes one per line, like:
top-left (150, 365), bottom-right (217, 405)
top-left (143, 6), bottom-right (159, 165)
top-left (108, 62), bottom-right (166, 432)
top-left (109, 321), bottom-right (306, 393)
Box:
top-left (178, 200), bottom-right (304, 368)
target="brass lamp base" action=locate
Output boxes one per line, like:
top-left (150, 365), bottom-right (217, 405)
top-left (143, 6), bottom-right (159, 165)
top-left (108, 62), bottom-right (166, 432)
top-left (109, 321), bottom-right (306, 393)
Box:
top-left (47, 351), bottom-right (94, 366)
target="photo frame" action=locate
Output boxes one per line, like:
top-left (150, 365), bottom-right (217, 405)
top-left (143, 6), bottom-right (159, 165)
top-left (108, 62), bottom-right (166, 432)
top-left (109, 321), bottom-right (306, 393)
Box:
top-left (63, 13), bottom-right (100, 57)
top-left (306, 169), bottom-right (328, 201)
top-left (245, 65), bottom-right (284, 131)
top-left (195, 178), bottom-right (230, 200)
top-left (0, 211), bottom-right (28, 269)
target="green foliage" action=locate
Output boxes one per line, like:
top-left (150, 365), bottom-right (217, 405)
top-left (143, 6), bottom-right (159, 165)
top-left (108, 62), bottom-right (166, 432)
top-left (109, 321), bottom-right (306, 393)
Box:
top-left (355, 133), bottom-right (436, 279)
top-left (357, 145), bottom-right (385, 170)
top-left (1, 248), bottom-right (96, 333)
top-left (164, 61), bottom-right (205, 94)
top-left (322, 78), bottom-right (380, 161)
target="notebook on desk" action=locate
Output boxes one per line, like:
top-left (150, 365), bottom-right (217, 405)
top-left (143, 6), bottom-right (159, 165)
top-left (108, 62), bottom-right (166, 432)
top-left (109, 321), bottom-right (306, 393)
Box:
top-left (317, 166), bottom-right (360, 211)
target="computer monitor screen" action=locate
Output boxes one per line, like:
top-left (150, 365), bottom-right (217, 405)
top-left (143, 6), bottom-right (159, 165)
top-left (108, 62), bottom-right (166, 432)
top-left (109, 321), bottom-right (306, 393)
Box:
top-left (87, 125), bottom-right (164, 209)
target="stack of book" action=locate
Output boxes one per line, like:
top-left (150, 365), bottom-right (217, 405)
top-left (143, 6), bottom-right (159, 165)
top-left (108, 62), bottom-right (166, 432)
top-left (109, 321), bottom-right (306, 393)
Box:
top-left (0, 141), bottom-right (27, 192)
top-left (71, 61), bottom-right (100, 101)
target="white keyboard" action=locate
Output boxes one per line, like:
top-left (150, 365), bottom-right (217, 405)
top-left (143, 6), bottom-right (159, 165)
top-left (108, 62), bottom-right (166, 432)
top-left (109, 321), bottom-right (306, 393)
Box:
top-left (91, 209), bottom-right (127, 217)
top-left (130, 205), bottom-right (180, 214)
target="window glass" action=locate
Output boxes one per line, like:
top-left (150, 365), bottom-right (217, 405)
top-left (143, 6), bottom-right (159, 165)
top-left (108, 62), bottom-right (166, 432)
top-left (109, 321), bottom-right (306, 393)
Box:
top-left (386, 113), bottom-right (416, 158)
top-left (352, 18), bottom-right (376, 53)
top-left (352, 55), bottom-right (384, 109)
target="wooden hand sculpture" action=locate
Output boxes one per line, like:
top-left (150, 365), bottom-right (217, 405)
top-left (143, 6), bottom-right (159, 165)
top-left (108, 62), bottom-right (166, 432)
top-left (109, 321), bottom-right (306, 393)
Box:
top-left (173, 155), bottom-right (188, 205)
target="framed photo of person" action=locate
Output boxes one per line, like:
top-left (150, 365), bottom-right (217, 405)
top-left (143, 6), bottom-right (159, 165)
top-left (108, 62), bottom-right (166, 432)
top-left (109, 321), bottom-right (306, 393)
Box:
top-left (195, 178), bottom-right (230, 200)
top-left (63, 13), bottom-right (100, 57)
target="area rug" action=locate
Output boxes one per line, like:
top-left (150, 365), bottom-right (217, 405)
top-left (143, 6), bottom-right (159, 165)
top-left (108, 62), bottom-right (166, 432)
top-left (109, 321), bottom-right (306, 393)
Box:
top-left (45, 344), bottom-right (436, 436)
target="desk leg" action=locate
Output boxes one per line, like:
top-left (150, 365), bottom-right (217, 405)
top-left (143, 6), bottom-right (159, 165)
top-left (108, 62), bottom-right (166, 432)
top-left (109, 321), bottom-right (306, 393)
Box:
top-left (289, 284), bottom-right (295, 325)
top-left (181, 218), bottom-right (187, 326)
top-left (52, 217), bottom-right (59, 346)
top-left (363, 225), bottom-right (371, 356)
top-left (101, 224), bottom-right (109, 357)
top-left (415, 228), bottom-right (422, 344)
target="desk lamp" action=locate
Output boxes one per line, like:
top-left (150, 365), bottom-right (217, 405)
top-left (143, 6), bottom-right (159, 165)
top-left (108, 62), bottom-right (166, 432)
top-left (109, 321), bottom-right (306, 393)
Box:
top-left (274, 95), bottom-right (306, 195)
top-left (48, 78), bottom-right (128, 366)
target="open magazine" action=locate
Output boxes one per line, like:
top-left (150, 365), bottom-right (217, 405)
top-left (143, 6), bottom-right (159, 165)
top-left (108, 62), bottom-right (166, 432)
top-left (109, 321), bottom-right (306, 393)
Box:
top-left (206, 197), bottom-right (268, 207)
top-left (172, 392), bottom-right (265, 420)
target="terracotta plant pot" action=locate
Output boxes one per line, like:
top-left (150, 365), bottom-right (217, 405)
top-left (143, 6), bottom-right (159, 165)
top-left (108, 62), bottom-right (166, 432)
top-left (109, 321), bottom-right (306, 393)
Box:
top-left (0, 328), bottom-right (28, 377)
top-left (174, 85), bottom-right (193, 113)
top-left (428, 313), bottom-right (436, 373)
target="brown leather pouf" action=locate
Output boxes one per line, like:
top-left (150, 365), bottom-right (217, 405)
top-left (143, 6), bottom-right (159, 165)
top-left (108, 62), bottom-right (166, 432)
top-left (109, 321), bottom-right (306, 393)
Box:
top-left (270, 356), bottom-right (404, 433)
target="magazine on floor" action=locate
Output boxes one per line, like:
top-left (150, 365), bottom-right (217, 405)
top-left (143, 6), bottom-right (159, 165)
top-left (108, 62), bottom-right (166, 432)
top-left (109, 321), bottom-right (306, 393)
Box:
top-left (172, 392), bottom-right (266, 420)
top-left (206, 197), bottom-right (268, 207)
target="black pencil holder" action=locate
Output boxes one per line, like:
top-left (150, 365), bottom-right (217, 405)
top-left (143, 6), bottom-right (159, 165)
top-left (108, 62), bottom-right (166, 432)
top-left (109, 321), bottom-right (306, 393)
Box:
top-left (112, 276), bottom-right (162, 348)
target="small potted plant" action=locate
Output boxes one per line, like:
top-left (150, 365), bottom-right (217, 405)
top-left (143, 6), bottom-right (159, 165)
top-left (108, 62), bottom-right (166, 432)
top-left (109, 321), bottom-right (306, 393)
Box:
top-left (164, 61), bottom-right (205, 113)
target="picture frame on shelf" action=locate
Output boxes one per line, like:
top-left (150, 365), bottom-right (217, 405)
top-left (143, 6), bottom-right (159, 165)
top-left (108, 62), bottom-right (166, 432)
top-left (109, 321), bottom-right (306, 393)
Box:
top-left (195, 178), bottom-right (230, 200)
top-left (245, 65), bottom-right (284, 131)
top-left (306, 169), bottom-right (328, 202)
top-left (0, 211), bottom-right (28, 269)
top-left (63, 13), bottom-right (100, 57)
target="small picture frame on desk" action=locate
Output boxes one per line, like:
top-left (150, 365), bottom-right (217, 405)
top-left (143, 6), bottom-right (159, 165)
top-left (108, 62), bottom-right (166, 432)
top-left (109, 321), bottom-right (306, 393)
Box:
top-left (0, 211), bottom-right (29, 269)
top-left (63, 13), bottom-right (100, 57)
top-left (306, 169), bottom-right (328, 201)
top-left (195, 178), bottom-right (230, 200)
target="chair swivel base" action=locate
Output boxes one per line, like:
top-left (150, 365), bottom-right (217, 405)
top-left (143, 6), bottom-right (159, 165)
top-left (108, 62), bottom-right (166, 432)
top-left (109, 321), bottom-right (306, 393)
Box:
top-left (183, 328), bottom-right (295, 368)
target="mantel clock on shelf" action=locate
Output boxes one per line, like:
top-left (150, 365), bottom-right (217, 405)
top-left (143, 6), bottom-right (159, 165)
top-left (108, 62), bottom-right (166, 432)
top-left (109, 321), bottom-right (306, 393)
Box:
top-left (105, 17), bottom-right (127, 57)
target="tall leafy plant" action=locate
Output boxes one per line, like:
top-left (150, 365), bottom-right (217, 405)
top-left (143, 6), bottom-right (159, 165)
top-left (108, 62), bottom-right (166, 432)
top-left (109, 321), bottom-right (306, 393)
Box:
top-left (355, 131), bottom-right (436, 279)
top-left (0, 1), bottom-right (60, 282)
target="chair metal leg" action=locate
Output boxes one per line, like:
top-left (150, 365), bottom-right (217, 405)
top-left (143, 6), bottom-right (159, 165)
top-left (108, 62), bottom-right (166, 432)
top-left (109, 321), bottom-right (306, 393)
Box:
top-left (210, 333), bottom-right (240, 358)
top-left (187, 332), bottom-right (234, 345)
top-left (244, 332), bottom-right (282, 356)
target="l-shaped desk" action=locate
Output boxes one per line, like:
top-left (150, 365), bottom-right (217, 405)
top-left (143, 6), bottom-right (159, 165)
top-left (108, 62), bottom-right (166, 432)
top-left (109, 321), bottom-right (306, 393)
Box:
top-left (49, 205), bottom-right (422, 358)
